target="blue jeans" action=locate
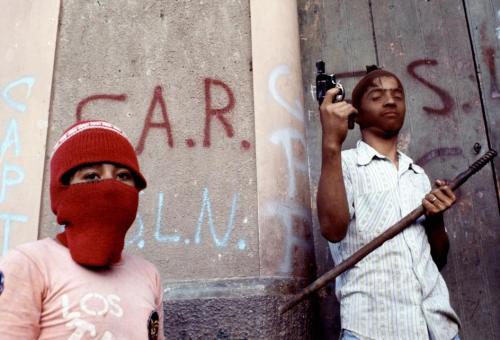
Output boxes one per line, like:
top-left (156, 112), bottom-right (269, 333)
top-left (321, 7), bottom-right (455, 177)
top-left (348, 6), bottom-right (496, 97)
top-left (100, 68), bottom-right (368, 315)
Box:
top-left (340, 329), bottom-right (461, 340)
top-left (340, 330), bottom-right (359, 340)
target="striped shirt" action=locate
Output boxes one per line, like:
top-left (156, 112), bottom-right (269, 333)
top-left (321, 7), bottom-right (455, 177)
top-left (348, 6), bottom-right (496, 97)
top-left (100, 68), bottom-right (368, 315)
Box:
top-left (329, 140), bottom-right (460, 340)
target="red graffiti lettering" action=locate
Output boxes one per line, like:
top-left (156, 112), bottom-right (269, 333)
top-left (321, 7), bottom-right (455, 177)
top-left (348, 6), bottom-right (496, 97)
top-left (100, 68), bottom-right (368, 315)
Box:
top-left (76, 94), bottom-right (127, 121)
top-left (335, 70), bottom-right (367, 80)
top-left (74, 80), bottom-right (251, 152)
top-left (203, 78), bottom-right (235, 147)
top-left (482, 47), bottom-right (500, 99)
top-left (136, 86), bottom-right (174, 154)
top-left (407, 59), bottom-right (454, 115)
top-left (240, 140), bottom-right (251, 150)
top-left (416, 147), bottom-right (463, 166)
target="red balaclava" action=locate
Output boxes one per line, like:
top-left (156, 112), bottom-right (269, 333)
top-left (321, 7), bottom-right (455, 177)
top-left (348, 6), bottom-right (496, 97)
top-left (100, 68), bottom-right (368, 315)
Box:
top-left (50, 120), bottom-right (147, 267)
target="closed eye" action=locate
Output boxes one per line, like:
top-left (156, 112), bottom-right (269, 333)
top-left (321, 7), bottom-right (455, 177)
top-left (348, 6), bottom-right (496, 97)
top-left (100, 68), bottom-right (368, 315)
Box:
top-left (368, 90), bottom-right (383, 100)
top-left (392, 89), bottom-right (404, 99)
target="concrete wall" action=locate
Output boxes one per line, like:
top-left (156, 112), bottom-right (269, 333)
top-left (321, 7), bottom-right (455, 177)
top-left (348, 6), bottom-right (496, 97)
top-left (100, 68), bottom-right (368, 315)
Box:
top-left (35, 0), bottom-right (314, 338)
top-left (40, 0), bottom-right (259, 281)
top-left (0, 0), bottom-right (59, 256)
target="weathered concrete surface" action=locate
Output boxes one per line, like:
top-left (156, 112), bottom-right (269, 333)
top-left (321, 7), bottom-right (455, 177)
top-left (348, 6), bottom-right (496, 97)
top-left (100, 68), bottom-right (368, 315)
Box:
top-left (164, 277), bottom-right (313, 340)
top-left (0, 0), bottom-right (59, 256)
top-left (40, 0), bottom-right (258, 280)
top-left (35, 0), bottom-right (315, 338)
top-left (251, 0), bottom-right (316, 279)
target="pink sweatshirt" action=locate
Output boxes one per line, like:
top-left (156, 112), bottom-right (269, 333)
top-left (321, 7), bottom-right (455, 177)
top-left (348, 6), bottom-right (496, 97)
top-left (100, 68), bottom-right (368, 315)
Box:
top-left (0, 238), bottom-right (165, 339)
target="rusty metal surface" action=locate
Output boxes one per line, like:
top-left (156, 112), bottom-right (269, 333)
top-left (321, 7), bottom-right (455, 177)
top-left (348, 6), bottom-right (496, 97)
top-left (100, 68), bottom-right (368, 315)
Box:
top-left (464, 0), bottom-right (500, 197)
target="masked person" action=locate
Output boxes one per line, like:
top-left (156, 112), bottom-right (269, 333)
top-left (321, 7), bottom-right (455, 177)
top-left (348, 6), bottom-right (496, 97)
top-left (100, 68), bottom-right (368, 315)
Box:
top-left (0, 120), bottom-right (164, 339)
top-left (317, 68), bottom-right (460, 340)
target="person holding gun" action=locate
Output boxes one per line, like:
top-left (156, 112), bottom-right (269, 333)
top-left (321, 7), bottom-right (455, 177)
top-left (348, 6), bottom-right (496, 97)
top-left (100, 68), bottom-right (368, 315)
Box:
top-left (0, 120), bottom-right (164, 339)
top-left (317, 67), bottom-right (460, 340)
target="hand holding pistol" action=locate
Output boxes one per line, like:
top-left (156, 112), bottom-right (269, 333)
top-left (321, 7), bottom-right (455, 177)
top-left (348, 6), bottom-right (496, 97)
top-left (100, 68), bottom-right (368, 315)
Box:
top-left (316, 61), bottom-right (358, 149)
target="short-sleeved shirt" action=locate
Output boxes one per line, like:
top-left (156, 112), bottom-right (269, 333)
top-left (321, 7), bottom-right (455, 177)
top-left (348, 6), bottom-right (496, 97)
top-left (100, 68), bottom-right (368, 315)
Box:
top-left (329, 140), bottom-right (460, 340)
top-left (0, 237), bottom-right (165, 339)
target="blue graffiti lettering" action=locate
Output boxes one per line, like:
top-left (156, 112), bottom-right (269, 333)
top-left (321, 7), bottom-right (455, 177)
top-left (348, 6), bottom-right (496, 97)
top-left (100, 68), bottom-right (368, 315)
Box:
top-left (194, 188), bottom-right (238, 248)
top-left (126, 214), bottom-right (145, 249)
top-left (154, 192), bottom-right (181, 243)
top-left (237, 239), bottom-right (246, 250)
top-left (127, 189), bottom-right (246, 251)
top-left (0, 213), bottom-right (28, 256)
top-left (0, 163), bottom-right (25, 203)
top-left (1, 76), bottom-right (36, 112)
top-left (264, 201), bottom-right (311, 273)
top-left (268, 65), bottom-right (304, 122)
top-left (0, 119), bottom-right (21, 162)
top-left (270, 128), bottom-right (307, 199)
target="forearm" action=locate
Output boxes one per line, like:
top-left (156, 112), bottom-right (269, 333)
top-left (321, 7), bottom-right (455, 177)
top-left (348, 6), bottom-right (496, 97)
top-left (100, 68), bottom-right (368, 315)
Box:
top-left (316, 88), bottom-right (356, 242)
top-left (423, 213), bottom-right (450, 270)
top-left (317, 143), bottom-right (350, 242)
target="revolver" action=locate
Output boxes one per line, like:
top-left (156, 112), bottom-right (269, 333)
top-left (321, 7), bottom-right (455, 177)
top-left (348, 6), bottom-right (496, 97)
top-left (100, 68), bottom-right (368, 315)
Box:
top-left (315, 60), bottom-right (355, 129)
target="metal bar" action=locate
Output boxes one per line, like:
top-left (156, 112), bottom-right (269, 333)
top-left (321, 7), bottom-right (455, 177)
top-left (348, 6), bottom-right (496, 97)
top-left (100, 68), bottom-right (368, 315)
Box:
top-left (279, 150), bottom-right (497, 314)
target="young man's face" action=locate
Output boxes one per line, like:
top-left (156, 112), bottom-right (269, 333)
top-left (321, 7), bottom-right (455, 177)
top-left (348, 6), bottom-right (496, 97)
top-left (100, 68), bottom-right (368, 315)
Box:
top-left (357, 76), bottom-right (406, 137)
top-left (69, 163), bottom-right (136, 187)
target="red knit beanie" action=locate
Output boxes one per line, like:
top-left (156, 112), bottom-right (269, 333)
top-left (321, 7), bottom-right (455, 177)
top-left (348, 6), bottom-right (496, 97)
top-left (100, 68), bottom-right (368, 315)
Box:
top-left (351, 66), bottom-right (404, 111)
top-left (50, 120), bottom-right (147, 214)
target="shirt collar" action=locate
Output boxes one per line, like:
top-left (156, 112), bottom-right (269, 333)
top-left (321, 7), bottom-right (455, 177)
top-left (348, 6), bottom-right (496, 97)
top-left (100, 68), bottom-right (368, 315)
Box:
top-left (355, 140), bottom-right (424, 174)
top-left (356, 140), bottom-right (386, 165)
top-left (399, 151), bottom-right (425, 174)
